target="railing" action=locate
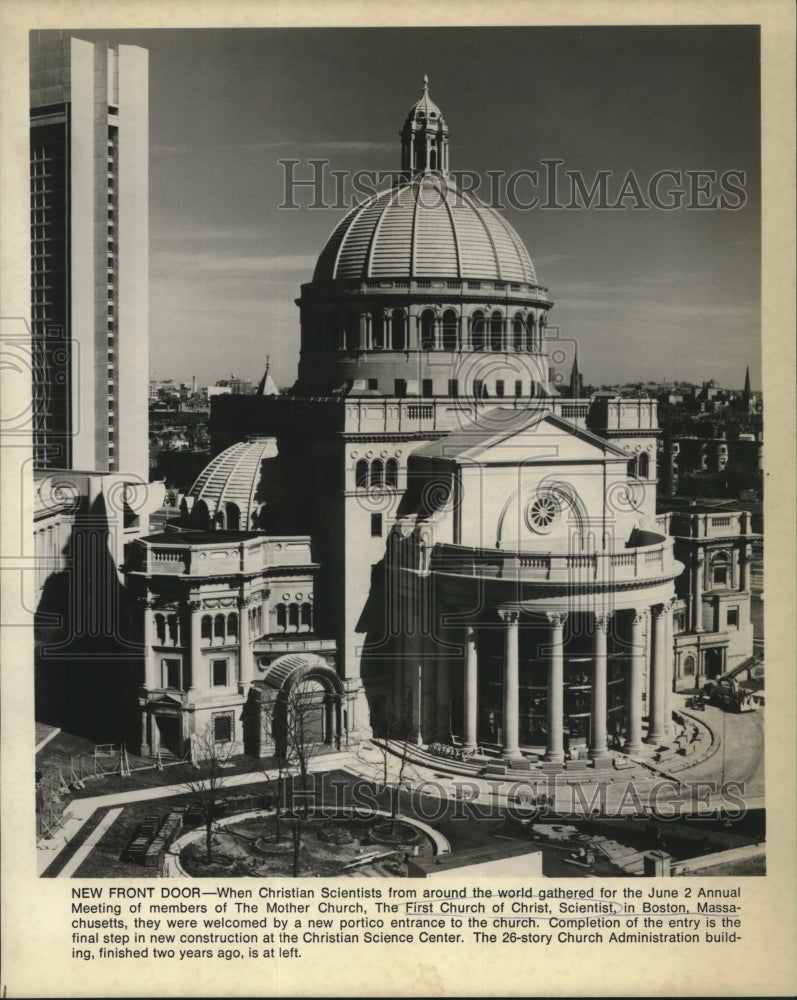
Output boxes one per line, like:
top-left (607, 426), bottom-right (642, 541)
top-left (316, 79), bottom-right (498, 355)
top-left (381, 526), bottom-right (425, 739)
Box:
top-left (429, 537), bottom-right (675, 584)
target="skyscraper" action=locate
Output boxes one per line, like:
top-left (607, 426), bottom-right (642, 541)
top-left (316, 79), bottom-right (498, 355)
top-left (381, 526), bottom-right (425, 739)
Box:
top-left (30, 35), bottom-right (148, 480)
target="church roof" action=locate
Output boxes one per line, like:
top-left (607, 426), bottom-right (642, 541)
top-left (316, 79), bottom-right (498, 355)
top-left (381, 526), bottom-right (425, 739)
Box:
top-left (410, 410), bottom-right (631, 463)
top-left (186, 437), bottom-right (281, 530)
top-left (312, 172), bottom-right (537, 285)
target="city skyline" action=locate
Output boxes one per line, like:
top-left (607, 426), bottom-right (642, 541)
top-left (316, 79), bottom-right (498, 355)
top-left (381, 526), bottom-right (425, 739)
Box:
top-left (34, 26), bottom-right (761, 393)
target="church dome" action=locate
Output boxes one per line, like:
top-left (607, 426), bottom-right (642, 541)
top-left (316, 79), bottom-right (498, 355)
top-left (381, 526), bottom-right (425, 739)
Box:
top-left (184, 437), bottom-right (282, 532)
top-left (312, 172), bottom-right (537, 285)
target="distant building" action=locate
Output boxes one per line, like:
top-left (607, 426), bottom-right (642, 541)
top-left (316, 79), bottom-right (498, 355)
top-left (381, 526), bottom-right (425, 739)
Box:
top-left (662, 508), bottom-right (758, 688)
top-left (30, 36), bottom-right (148, 481)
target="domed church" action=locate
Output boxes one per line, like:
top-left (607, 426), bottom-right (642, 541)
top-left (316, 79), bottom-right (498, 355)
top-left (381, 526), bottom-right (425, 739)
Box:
top-left (132, 79), bottom-right (753, 766)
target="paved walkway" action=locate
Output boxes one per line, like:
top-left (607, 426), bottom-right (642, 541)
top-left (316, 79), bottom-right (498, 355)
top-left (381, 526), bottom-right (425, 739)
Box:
top-left (38, 702), bottom-right (764, 877)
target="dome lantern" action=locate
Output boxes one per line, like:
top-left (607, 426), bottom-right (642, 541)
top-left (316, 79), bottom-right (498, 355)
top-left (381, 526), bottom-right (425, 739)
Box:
top-left (401, 75), bottom-right (449, 176)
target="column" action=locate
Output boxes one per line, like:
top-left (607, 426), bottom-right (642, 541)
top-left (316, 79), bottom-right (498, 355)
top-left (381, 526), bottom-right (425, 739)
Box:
top-left (188, 600), bottom-right (203, 696)
top-left (463, 628), bottom-right (478, 750)
top-left (544, 613), bottom-right (567, 764)
top-left (360, 312), bottom-right (370, 351)
top-left (646, 604), bottom-right (667, 745)
top-left (411, 661), bottom-right (423, 745)
top-left (739, 541), bottom-right (749, 592)
top-left (139, 710), bottom-right (150, 757)
top-left (436, 648), bottom-right (451, 741)
top-left (238, 597), bottom-right (253, 686)
top-left (590, 614), bottom-right (610, 762)
top-left (692, 552), bottom-right (704, 632)
top-left (500, 610), bottom-right (522, 759)
top-left (141, 599), bottom-right (157, 690)
top-left (663, 600), bottom-right (675, 737)
top-left (625, 610), bottom-right (646, 755)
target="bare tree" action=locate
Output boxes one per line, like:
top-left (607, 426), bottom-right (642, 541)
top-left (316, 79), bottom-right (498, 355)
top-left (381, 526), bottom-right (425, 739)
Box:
top-left (178, 721), bottom-right (237, 864)
top-left (279, 677), bottom-right (326, 876)
top-left (373, 696), bottom-right (413, 825)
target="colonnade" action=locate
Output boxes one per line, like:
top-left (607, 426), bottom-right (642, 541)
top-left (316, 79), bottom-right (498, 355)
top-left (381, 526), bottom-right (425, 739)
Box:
top-left (321, 307), bottom-right (548, 354)
top-left (398, 601), bottom-right (676, 763)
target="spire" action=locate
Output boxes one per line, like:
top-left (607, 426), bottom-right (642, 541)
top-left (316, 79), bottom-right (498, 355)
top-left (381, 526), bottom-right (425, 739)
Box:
top-left (743, 365), bottom-right (751, 397)
top-left (569, 351), bottom-right (582, 398)
top-left (400, 76), bottom-right (449, 177)
top-left (256, 357), bottom-right (278, 397)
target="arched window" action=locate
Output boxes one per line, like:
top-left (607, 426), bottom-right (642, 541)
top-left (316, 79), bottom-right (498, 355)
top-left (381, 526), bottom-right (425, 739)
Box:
top-left (385, 459), bottom-right (399, 488)
top-left (224, 503), bottom-right (239, 531)
top-left (711, 552), bottom-right (731, 589)
top-left (637, 452), bottom-right (650, 478)
top-left (513, 313), bottom-right (524, 351)
top-left (214, 614), bottom-right (225, 641)
top-left (442, 310), bottom-right (459, 351)
top-left (391, 309), bottom-right (406, 351)
top-left (370, 459), bottom-right (384, 488)
top-left (201, 615), bottom-right (212, 641)
top-left (420, 310), bottom-right (435, 350)
top-left (683, 654), bottom-right (696, 677)
top-left (628, 458), bottom-right (638, 478)
top-left (193, 500), bottom-right (210, 530)
top-left (355, 460), bottom-right (369, 488)
top-left (155, 614), bottom-right (166, 645)
top-left (288, 603), bottom-right (299, 630)
top-left (471, 311), bottom-right (485, 351)
top-left (167, 614), bottom-right (179, 644)
top-left (227, 612), bottom-right (238, 639)
top-left (371, 312), bottom-right (384, 350)
top-left (526, 314), bottom-right (536, 351)
top-left (344, 313), bottom-right (358, 351)
top-left (276, 604), bottom-right (286, 631)
top-left (490, 311), bottom-right (504, 351)
top-left (301, 603), bottom-right (312, 629)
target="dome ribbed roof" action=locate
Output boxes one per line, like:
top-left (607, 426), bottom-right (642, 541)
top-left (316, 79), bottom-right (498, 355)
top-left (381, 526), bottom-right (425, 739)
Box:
top-left (406, 75), bottom-right (444, 123)
top-left (313, 173), bottom-right (537, 285)
top-left (187, 437), bottom-right (280, 530)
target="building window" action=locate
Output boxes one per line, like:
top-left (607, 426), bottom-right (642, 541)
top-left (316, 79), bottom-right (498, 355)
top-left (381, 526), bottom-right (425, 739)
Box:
top-left (227, 612), bottom-right (238, 639)
top-left (162, 658), bottom-right (181, 690)
top-left (473, 378), bottom-right (486, 399)
top-left (371, 513), bottom-right (383, 537)
top-left (201, 615), bottom-right (212, 641)
top-left (370, 459), bottom-right (384, 488)
top-left (638, 452), bottom-right (650, 478)
top-left (276, 604), bottom-right (286, 631)
top-left (355, 460), bottom-right (369, 488)
top-left (154, 613), bottom-right (166, 644)
top-left (448, 378), bottom-right (459, 398)
top-left (385, 459), bottom-right (399, 488)
top-left (515, 380), bottom-right (523, 397)
top-left (288, 603), bottom-right (300, 630)
top-left (422, 379), bottom-right (433, 398)
top-left (495, 380), bottom-right (505, 398)
top-left (726, 607), bottom-right (739, 628)
top-left (420, 310), bottom-right (435, 350)
top-left (367, 378), bottom-right (378, 390)
top-left (214, 614), bottom-right (225, 640)
top-left (683, 654), bottom-right (696, 677)
top-left (394, 378), bottom-right (407, 398)
top-left (212, 659), bottom-right (228, 686)
top-left (301, 603), bottom-right (312, 629)
top-left (213, 711), bottom-right (234, 743)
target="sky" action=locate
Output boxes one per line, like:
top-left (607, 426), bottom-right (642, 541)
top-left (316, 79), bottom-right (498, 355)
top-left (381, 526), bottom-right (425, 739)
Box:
top-left (36, 26), bottom-right (761, 391)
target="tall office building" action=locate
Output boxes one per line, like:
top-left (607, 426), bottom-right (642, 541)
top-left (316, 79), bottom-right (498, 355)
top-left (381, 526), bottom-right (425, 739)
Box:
top-left (30, 35), bottom-right (148, 480)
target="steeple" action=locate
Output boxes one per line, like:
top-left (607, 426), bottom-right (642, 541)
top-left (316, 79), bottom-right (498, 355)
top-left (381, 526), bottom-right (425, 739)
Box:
top-left (400, 75), bottom-right (450, 177)
top-left (569, 351), bottom-right (582, 399)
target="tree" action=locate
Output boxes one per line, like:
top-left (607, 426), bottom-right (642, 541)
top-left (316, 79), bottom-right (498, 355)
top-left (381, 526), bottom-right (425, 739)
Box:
top-left (179, 721), bottom-right (237, 864)
top-left (278, 677), bottom-right (326, 876)
top-left (373, 696), bottom-right (413, 826)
